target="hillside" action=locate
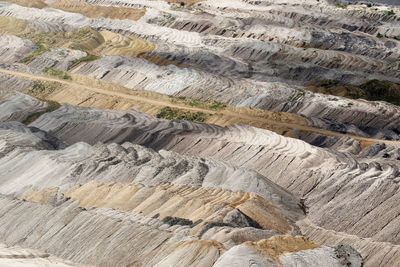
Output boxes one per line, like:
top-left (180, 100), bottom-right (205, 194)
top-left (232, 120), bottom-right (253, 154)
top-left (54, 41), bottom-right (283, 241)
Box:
top-left (0, 0), bottom-right (399, 266)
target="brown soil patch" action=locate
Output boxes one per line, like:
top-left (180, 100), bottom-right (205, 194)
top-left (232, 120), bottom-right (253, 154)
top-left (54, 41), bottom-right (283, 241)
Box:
top-left (245, 235), bottom-right (320, 264)
top-left (0, 16), bottom-right (31, 35)
top-left (95, 30), bottom-right (155, 57)
top-left (19, 187), bottom-right (58, 203)
top-left (63, 181), bottom-right (293, 235)
top-left (138, 54), bottom-right (185, 67)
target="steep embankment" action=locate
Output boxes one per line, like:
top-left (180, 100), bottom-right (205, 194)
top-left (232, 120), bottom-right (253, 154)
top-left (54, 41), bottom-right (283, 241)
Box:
top-left (2, 68), bottom-right (400, 148)
top-left (12, 97), bottom-right (397, 267)
top-left (0, 118), bottom-right (363, 266)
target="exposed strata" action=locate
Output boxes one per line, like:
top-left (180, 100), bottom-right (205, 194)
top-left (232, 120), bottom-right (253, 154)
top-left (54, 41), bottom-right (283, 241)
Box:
top-left (0, 34), bottom-right (35, 63)
top-left (0, 119), bottom-right (361, 266)
top-left (22, 101), bottom-right (400, 266)
top-left (0, 0), bottom-right (399, 266)
top-left (0, 121), bottom-right (302, 221)
top-left (0, 93), bottom-right (47, 122)
top-left (0, 73), bottom-right (32, 97)
top-left (94, 30), bottom-right (155, 57)
top-left (0, 192), bottom-right (359, 266)
top-left (0, 1), bottom-right (399, 135)
top-left (70, 54), bottom-right (400, 131)
top-left (28, 48), bottom-right (87, 73)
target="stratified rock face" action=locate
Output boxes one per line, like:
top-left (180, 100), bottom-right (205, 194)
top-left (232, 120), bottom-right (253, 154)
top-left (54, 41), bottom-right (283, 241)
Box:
top-left (0, 93), bottom-right (47, 122)
top-left (28, 48), bottom-right (86, 73)
top-left (0, 0), bottom-right (398, 265)
top-left (0, 0), bottom-right (399, 133)
top-left (0, 121), bottom-right (302, 221)
top-left (214, 236), bottom-right (363, 267)
top-left (25, 102), bottom-right (400, 266)
top-left (0, 120), bottom-right (361, 266)
top-left (213, 244), bottom-right (279, 267)
top-left (0, 34), bottom-right (35, 63)
top-left (0, 73), bottom-right (32, 97)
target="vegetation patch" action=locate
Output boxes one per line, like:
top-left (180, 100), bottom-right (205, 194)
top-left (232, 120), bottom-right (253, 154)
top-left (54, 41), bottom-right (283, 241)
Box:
top-left (68, 54), bottom-right (100, 70)
top-left (166, 13), bottom-right (176, 23)
top-left (306, 79), bottom-right (400, 106)
top-left (23, 99), bottom-right (61, 125)
top-left (387, 10), bottom-right (395, 16)
top-left (19, 42), bottom-right (49, 63)
top-left (23, 80), bottom-right (62, 124)
top-left (43, 67), bottom-right (72, 80)
top-left (19, 27), bottom-right (104, 54)
top-left (335, 3), bottom-right (347, 8)
top-left (169, 95), bottom-right (226, 110)
top-left (25, 80), bottom-right (62, 101)
top-left (156, 106), bottom-right (208, 122)
top-left (17, 27), bottom-right (104, 66)
top-left (208, 101), bottom-right (227, 110)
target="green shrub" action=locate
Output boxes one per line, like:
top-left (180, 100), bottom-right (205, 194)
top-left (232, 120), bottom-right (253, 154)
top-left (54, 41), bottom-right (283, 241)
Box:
top-left (169, 95), bottom-right (226, 110)
top-left (387, 10), bottom-right (395, 16)
top-left (156, 106), bottom-right (208, 122)
top-left (19, 42), bottom-right (49, 64)
top-left (377, 32), bottom-right (383, 38)
top-left (30, 80), bottom-right (58, 94)
top-left (69, 54), bottom-right (100, 70)
top-left (42, 67), bottom-right (72, 80)
top-left (31, 80), bottom-right (47, 93)
top-left (62, 73), bottom-right (72, 80)
top-left (335, 3), bottom-right (347, 8)
top-left (166, 13), bottom-right (176, 23)
top-left (188, 99), bottom-right (201, 107)
top-left (19, 27), bottom-right (104, 55)
top-left (43, 67), bottom-right (63, 76)
top-left (208, 101), bottom-right (227, 110)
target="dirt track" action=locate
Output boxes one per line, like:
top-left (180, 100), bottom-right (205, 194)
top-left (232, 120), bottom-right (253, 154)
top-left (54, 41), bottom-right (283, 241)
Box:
top-left (2, 67), bottom-right (398, 148)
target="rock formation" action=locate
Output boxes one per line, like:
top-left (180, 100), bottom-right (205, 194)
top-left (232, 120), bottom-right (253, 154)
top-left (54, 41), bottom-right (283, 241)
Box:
top-left (0, 0), bottom-right (399, 266)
